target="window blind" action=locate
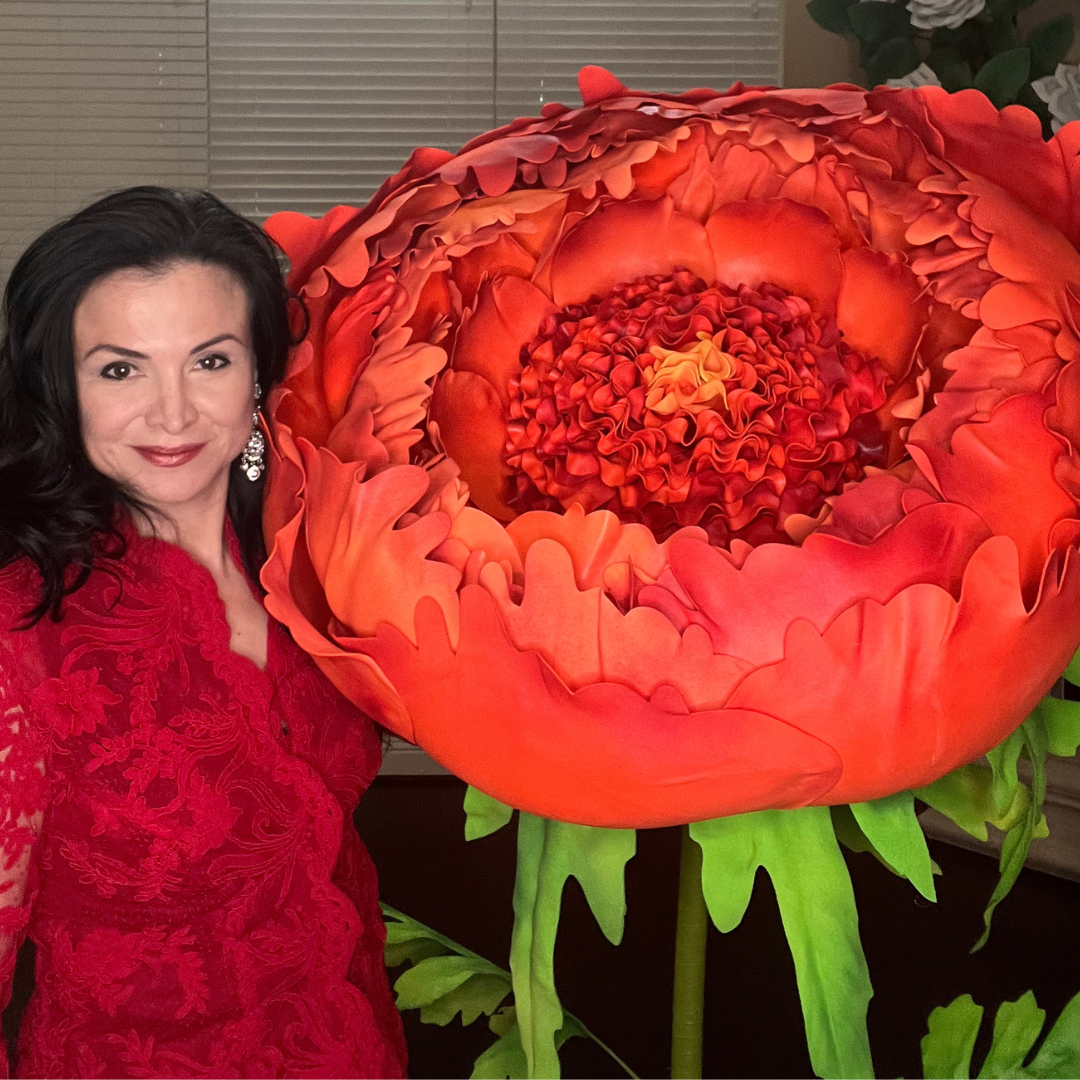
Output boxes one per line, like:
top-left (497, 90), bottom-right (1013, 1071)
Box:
top-left (0, 0), bottom-right (784, 283)
top-left (208, 0), bottom-right (496, 220)
top-left (494, 0), bottom-right (782, 125)
top-left (0, 0), bottom-right (208, 283)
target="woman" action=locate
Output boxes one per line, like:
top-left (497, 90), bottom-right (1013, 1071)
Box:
top-left (0, 187), bottom-right (407, 1078)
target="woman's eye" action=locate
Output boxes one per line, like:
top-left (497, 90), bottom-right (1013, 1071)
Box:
top-left (197, 352), bottom-right (231, 371)
top-left (100, 361), bottom-right (134, 380)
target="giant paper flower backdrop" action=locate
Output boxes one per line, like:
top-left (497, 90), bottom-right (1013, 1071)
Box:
top-left (262, 68), bottom-right (1080, 828)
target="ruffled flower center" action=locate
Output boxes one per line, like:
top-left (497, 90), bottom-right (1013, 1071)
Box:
top-left (504, 269), bottom-right (890, 547)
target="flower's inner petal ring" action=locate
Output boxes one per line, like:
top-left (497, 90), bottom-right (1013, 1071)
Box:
top-left (499, 268), bottom-right (892, 549)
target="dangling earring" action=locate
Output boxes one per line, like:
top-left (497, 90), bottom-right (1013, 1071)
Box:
top-left (240, 382), bottom-right (265, 481)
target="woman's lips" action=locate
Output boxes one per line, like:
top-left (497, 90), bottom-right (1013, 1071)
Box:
top-left (133, 443), bottom-right (206, 468)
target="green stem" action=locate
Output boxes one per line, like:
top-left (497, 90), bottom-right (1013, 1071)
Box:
top-left (670, 825), bottom-right (709, 1079)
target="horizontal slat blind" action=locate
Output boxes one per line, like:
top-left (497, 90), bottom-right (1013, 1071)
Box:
top-left (495, 0), bottom-right (781, 125)
top-left (208, 0), bottom-right (495, 220)
top-left (0, 1), bottom-right (208, 283)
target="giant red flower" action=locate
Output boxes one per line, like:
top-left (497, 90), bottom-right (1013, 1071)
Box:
top-left (262, 69), bottom-right (1080, 828)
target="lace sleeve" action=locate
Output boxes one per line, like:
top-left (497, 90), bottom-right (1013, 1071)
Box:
top-left (0, 624), bottom-right (46, 1079)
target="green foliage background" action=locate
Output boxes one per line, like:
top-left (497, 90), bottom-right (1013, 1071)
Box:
top-left (805, 0), bottom-right (1073, 132)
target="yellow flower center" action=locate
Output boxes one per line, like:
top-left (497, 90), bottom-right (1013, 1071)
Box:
top-left (642, 332), bottom-right (739, 416)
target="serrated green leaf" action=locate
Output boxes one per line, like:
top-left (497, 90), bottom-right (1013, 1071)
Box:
top-left (393, 953), bottom-right (508, 1012)
top-left (1026, 991), bottom-right (1080, 1078)
top-left (511, 815), bottom-right (636, 1078)
top-left (973, 718), bottom-right (1048, 952)
top-left (385, 935), bottom-right (449, 968)
top-left (383, 905), bottom-right (482, 963)
top-left (420, 972), bottom-right (512, 1027)
top-left (465, 786), bottom-right (515, 841)
top-left (973, 48), bottom-right (1031, 107)
top-left (472, 1021), bottom-right (529, 1080)
top-left (865, 37), bottom-right (923, 85)
top-left (851, 791), bottom-right (936, 901)
top-left (471, 1010), bottom-right (593, 1080)
top-left (927, 46), bottom-right (975, 90)
top-left (977, 992), bottom-right (1045, 1079)
top-left (1033, 696), bottom-right (1080, 758)
top-left (848, 0), bottom-right (913, 45)
top-left (916, 766), bottom-right (994, 841)
top-left (1027, 14), bottom-right (1075, 80)
top-left (806, 0), bottom-right (857, 35)
top-left (923, 995), bottom-right (984, 1079)
top-left (692, 808), bottom-right (874, 1079)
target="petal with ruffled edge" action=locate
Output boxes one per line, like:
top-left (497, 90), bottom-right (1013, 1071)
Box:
top-left (874, 85), bottom-right (1080, 252)
top-left (729, 537), bottom-right (1080, 805)
top-left (705, 198), bottom-right (845, 315)
top-left (836, 248), bottom-right (930, 379)
top-left (346, 587), bottom-right (842, 828)
top-left (429, 369), bottom-right (516, 521)
top-left (296, 444), bottom-right (463, 647)
top-left (660, 501), bottom-right (990, 667)
top-left (451, 276), bottom-right (556, 409)
top-left (909, 392), bottom-right (1078, 596)
top-left (262, 507), bottom-right (414, 737)
top-left (548, 196), bottom-right (716, 307)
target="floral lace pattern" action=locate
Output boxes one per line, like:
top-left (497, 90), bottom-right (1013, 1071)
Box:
top-left (0, 532), bottom-right (406, 1079)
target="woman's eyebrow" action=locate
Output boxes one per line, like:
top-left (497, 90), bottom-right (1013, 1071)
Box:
top-left (189, 333), bottom-right (244, 354)
top-left (81, 333), bottom-right (244, 363)
top-left (81, 343), bottom-right (148, 361)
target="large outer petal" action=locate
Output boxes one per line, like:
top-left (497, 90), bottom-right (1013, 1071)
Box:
top-left (347, 588), bottom-right (844, 828)
top-left (729, 538), bottom-right (1080, 805)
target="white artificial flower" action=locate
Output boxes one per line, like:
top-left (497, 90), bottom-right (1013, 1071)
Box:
top-left (1032, 63), bottom-right (1080, 134)
top-left (906, 0), bottom-right (985, 31)
top-left (886, 63), bottom-right (944, 89)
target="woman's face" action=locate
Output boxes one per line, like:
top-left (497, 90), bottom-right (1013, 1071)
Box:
top-left (73, 260), bottom-right (257, 520)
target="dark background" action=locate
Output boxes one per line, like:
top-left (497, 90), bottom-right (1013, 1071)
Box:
top-left (6, 774), bottom-right (1080, 1079)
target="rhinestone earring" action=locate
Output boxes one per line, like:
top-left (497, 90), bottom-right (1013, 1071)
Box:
top-left (240, 383), bottom-right (265, 482)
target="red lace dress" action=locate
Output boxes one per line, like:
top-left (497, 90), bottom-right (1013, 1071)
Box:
top-left (0, 529), bottom-right (407, 1079)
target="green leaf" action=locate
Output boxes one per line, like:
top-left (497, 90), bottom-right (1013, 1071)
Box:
top-left (1064, 644), bottom-right (1080, 687)
top-left (806, 0), bottom-right (857, 35)
top-left (384, 904), bottom-right (483, 968)
top-left (471, 1009), bottom-right (592, 1080)
top-left (1034, 696), bottom-right (1080, 758)
top-left (393, 955), bottom-right (511, 1025)
top-left (1027, 14), bottom-right (1075, 80)
top-left (848, 0), bottom-right (913, 46)
top-left (510, 815), bottom-right (636, 1078)
top-left (921, 990), bottom-right (1080, 1080)
top-left (922, 995), bottom-right (984, 1079)
top-left (977, 991), bottom-right (1045, 1079)
top-left (865, 37), bottom-right (923, 86)
top-left (472, 1017), bottom-right (529, 1080)
top-left (465, 786), bottom-right (515, 841)
top-left (692, 808), bottom-right (874, 1079)
top-left (851, 791), bottom-right (937, 901)
top-left (973, 718), bottom-right (1048, 952)
top-left (1026, 991), bottom-right (1080, 1078)
top-left (983, 20), bottom-right (1022, 55)
top-left (973, 48), bottom-right (1032, 107)
top-left (927, 46), bottom-right (975, 90)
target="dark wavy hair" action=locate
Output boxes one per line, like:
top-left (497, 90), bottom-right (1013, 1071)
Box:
top-left (0, 186), bottom-right (298, 624)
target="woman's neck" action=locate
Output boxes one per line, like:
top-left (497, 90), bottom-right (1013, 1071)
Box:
top-left (134, 485), bottom-right (232, 580)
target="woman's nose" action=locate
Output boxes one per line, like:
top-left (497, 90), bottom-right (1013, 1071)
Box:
top-left (146, 378), bottom-right (198, 434)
